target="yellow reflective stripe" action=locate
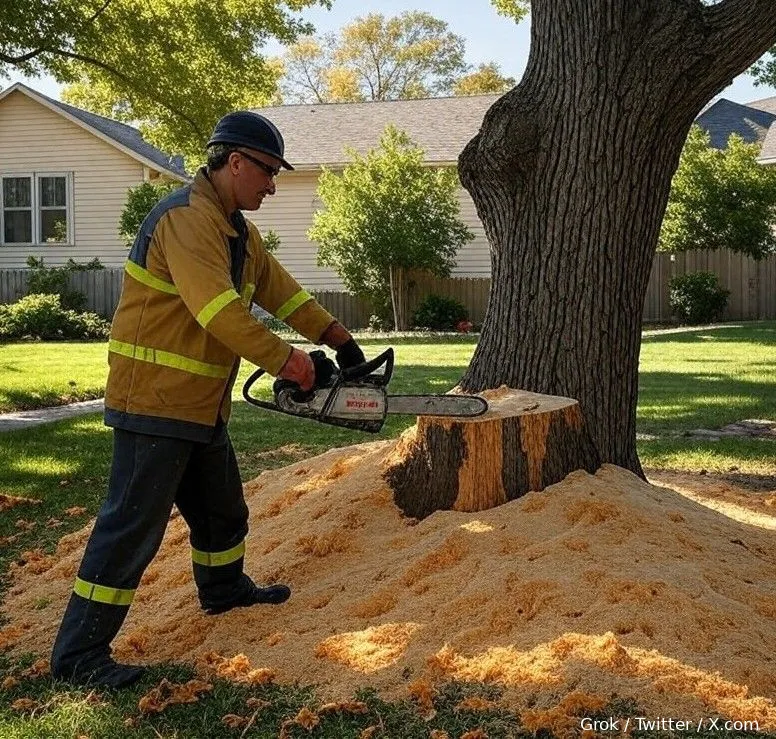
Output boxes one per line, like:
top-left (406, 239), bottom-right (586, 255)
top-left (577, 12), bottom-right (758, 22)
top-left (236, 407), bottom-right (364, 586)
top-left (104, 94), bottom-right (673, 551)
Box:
top-left (73, 576), bottom-right (135, 606)
top-left (196, 289), bottom-right (240, 328)
top-left (125, 261), bottom-right (179, 295)
top-left (108, 339), bottom-right (231, 379)
top-left (241, 283), bottom-right (255, 306)
top-left (275, 290), bottom-right (313, 321)
top-left (191, 540), bottom-right (246, 567)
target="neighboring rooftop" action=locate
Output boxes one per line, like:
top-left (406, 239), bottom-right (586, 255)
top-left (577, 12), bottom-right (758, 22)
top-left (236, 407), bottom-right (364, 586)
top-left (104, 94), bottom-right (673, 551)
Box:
top-left (695, 97), bottom-right (776, 150)
top-left (253, 95), bottom-right (500, 167)
top-left (0, 83), bottom-right (189, 179)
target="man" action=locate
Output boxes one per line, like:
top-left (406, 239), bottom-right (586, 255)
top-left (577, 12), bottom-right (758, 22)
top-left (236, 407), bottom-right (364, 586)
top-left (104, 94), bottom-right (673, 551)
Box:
top-left (50, 111), bottom-right (365, 689)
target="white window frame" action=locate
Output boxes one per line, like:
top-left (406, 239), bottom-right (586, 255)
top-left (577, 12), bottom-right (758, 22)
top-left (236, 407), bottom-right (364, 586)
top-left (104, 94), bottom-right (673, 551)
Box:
top-left (0, 172), bottom-right (74, 246)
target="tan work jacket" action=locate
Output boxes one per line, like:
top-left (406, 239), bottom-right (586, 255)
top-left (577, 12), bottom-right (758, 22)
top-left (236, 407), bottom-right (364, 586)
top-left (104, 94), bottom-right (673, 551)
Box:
top-left (104, 169), bottom-right (335, 441)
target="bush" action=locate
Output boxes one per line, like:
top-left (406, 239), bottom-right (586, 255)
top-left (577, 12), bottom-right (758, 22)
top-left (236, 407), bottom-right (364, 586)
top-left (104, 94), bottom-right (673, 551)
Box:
top-left (0, 294), bottom-right (110, 341)
top-left (119, 181), bottom-right (182, 247)
top-left (25, 256), bottom-right (104, 312)
top-left (669, 272), bottom-right (730, 324)
top-left (412, 294), bottom-right (468, 330)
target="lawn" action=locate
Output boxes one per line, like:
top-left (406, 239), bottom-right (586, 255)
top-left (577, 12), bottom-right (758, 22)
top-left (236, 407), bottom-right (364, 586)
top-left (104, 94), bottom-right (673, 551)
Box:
top-left (0, 324), bottom-right (774, 737)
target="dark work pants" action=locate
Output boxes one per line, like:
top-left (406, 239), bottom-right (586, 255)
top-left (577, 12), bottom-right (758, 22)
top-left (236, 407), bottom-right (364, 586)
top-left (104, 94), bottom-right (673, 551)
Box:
top-left (51, 424), bottom-right (249, 676)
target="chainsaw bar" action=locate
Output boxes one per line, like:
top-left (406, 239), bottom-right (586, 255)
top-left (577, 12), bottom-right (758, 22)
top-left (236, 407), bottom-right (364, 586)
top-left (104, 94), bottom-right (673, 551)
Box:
top-left (385, 394), bottom-right (487, 417)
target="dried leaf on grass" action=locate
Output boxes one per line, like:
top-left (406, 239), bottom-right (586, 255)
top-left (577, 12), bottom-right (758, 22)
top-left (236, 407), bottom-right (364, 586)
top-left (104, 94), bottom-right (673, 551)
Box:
top-left (20, 658), bottom-right (49, 678)
top-left (221, 713), bottom-right (248, 728)
top-left (358, 727), bottom-right (380, 739)
top-left (11, 697), bottom-right (40, 712)
top-left (64, 506), bottom-right (88, 517)
top-left (137, 678), bottom-right (212, 714)
top-left (460, 731), bottom-right (488, 739)
top-left (2, 676), bottom-right (20, 689)
top-left (0, 494), bottom-right (41, 512)
top-left (294, 706), bottom-right (320, 730)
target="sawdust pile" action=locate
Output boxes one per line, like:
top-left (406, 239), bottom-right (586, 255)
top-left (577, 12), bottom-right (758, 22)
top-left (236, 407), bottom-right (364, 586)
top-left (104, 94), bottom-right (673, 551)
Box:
top-left (2, 441), bottom-right (776, 730)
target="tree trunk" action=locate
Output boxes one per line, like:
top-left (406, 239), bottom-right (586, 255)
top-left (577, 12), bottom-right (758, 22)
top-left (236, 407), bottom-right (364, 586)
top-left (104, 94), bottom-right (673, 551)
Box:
top-left (456, 0), bottom-right (776, 476)
top-left (389, 265), bottom-right (410, 331)
top-left (385, 388), bottom-right (599, 519)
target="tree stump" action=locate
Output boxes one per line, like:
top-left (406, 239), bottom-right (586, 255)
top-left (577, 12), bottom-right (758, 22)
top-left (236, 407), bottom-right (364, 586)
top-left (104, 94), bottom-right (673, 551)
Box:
top-left (384, 387), bottom-right (601, 519)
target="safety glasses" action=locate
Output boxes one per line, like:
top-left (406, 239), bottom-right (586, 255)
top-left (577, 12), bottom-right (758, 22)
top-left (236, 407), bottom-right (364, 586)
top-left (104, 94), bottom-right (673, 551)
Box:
top-left (234, 150), bottom-right (280, 179)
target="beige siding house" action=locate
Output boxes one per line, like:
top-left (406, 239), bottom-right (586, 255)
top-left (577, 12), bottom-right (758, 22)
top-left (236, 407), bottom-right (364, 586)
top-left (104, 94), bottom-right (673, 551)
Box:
top-left (0, 83), bottom-right (189, 269)
top-left (248, 96), bottom-right (500, 290)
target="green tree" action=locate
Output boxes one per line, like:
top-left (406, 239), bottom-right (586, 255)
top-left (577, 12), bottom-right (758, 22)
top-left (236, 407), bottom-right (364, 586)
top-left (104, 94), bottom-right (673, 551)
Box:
top-left (750, 45), bottom-right (776, 86)
top-left (1, 0), bottom-right (329, 167)
top-left (309, 125), bottom-right (474, 330)
top-left (490, 0), bottom-right (530, 21)
top-left (659, 126), bottom-right (776, 259)
top-left (453, 63), bottom-right (515, 96)
top-left (281, 12), bottom-right (490, 103)
top-left (119, 181), bottom-right (182, 247)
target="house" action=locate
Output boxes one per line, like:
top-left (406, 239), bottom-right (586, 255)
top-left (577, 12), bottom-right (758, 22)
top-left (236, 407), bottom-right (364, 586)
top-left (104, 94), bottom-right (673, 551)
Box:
top-left (0, 83), bottom-right (189, 269)
top-left (246, 95), bottom-right (500, 291)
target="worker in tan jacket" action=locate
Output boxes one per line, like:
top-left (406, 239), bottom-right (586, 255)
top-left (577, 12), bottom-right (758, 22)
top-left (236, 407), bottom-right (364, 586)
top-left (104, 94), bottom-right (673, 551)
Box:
top-left (51, 111), bottom-right (365, 689)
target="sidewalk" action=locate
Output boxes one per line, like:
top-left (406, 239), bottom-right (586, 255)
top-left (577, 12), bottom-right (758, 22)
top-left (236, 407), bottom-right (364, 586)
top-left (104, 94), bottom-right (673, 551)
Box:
top-left (0, 398), bottom-right (104, 432)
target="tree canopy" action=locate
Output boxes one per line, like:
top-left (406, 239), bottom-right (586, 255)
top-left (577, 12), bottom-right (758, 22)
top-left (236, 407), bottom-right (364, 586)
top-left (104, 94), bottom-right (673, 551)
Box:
top-left (659, 126), bottom-right (776, 260)
top-left (1, 0), bottom-right (329, 167)
top-left (309, 125), bottom-right (473, 330)
top-left (280, 12), bottom-right (514, 103)
top-left (453, 63), bottom-right (516, 96)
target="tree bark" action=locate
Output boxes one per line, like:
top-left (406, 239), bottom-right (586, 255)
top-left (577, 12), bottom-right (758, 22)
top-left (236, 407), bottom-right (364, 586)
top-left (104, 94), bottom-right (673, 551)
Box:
top-left (457, 0), bottom-right (776, 476)
top-left (384, 388), bottom-right (600, 519)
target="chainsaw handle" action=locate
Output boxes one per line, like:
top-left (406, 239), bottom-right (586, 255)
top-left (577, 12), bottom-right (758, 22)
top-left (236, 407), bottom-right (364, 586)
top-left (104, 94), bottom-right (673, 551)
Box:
top-left (242, 366), bottom-right (267, 404)
top-left (340, 347), bottom-right (394, 385)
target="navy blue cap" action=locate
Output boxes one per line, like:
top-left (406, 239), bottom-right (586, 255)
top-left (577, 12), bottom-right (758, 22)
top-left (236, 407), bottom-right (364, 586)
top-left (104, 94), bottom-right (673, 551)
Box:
top-left (207, 111), bottom-right (294, 170)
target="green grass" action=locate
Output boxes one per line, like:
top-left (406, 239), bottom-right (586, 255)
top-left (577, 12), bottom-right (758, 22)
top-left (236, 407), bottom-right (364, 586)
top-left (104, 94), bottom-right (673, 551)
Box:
top-left (0, 342), bottom-right (107, 413)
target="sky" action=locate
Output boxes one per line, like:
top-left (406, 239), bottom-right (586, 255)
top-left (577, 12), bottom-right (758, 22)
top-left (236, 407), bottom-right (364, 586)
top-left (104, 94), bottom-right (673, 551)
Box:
top-left (5, 0), bottom-right (776, 105)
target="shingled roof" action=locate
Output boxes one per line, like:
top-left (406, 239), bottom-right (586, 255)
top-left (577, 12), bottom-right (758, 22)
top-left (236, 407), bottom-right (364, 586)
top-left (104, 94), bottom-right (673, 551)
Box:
top-left (1, 83), bottom-right (189, 180)
top-left (695, 97), bottom-right (776, 155)
top-left (252, 94), bottom-right (500, 168)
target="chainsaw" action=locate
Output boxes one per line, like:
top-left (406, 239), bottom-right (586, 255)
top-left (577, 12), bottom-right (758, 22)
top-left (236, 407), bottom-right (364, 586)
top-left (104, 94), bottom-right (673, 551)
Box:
top-left (242, 347), bottom-right (488, 433)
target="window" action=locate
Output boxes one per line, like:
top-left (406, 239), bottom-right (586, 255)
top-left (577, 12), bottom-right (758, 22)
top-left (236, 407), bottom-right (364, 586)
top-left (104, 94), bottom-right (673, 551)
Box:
top-left (1, 173), bottom-right (72, 245)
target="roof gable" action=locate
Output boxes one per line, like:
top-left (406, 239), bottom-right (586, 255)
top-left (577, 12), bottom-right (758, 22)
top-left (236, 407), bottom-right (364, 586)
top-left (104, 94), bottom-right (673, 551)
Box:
top-left (252, 95), bottom-right (501, 167)
top-left (0, 83), bottom-right (189, 181)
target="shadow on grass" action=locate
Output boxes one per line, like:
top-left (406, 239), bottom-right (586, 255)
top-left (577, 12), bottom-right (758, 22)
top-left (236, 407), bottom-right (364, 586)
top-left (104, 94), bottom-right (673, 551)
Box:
top-left (641, 323), bottom-right (776, 346)
top-left (637, 371), bottom-right (776, 433)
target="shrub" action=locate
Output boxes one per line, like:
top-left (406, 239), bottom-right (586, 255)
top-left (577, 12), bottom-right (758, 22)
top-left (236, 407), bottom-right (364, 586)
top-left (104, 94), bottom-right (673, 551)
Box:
top-left (669, 272), bottom-right (730, 324)
top-left (119, 181), bottom-right (182, 247)
top-left (0, 294), bottom-right (110, 341)
top-left (25, 256), bottom-right (104, 312)
top-left (412, 294), bottom-right (468, 330)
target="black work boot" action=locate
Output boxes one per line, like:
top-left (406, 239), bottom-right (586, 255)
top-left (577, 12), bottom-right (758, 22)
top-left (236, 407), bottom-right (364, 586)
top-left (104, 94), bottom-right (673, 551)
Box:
top-left (201, 574), bottom-right (290, 615)
top-left (51, 594), bottom-right (145, 689)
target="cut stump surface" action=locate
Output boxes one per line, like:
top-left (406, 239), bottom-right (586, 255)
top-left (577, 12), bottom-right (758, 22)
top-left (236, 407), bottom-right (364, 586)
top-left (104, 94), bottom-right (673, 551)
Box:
top-left (384, 387), bottom-right (601, 519)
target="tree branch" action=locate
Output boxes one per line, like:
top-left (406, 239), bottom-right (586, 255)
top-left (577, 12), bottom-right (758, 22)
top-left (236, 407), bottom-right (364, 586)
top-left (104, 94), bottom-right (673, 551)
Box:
top-left (0, 49), bottom-right (48, 64)
top-left (703, 0), bottom-right (776, 85)
top-left (53, 49), bottom-right (204, 139)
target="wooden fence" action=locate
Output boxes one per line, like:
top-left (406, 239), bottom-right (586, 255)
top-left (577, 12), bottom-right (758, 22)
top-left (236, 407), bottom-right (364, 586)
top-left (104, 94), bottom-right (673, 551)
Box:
top-left (1, 250), bottom-right (775, 325)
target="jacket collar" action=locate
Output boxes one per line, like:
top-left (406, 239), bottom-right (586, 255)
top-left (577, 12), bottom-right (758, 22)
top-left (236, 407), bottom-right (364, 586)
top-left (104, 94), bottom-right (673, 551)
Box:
top-left (191, 167), bottom-right (239, 238)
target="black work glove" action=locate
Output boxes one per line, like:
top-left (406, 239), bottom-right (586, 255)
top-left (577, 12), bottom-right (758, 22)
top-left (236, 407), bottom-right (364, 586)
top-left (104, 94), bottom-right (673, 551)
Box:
top-left (335, 338), bottom-right (366, 370)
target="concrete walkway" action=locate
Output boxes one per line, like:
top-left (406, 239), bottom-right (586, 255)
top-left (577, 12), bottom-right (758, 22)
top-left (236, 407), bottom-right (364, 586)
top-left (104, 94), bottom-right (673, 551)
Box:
top-left (0, 398), bottom-right (104, 432)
